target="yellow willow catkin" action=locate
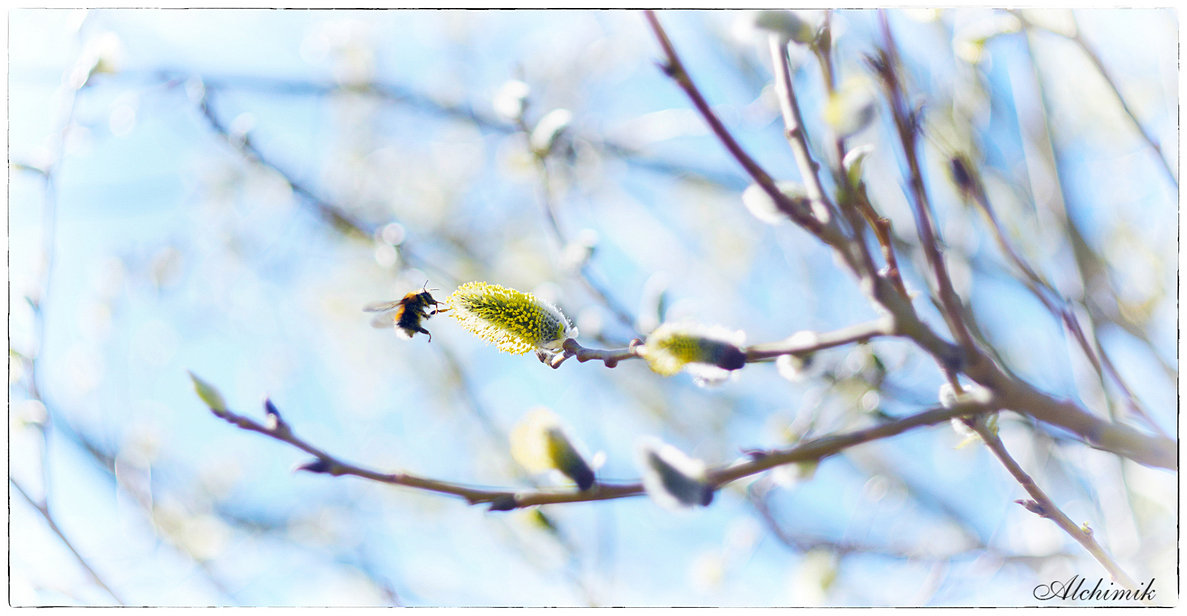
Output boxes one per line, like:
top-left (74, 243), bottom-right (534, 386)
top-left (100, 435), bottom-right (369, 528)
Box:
top-left (446, 281), bottom-right (576, 355)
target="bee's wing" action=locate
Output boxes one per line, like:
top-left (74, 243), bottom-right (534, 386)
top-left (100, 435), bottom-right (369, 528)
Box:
top-left (370, 313), bottom-right (396, 329)
top-left (363, 300), bottom-right (404, 313)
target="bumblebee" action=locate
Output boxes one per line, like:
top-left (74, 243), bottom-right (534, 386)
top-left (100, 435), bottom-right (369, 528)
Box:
top-left (364, 284), bottom-right (447, 342)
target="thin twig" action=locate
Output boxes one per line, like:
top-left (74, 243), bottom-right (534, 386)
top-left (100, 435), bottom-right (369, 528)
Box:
top-left (195, 86), bottom-right (465, 287)
top-left (953, 157), bottom-right (1167, 438)
top-left (749, 486), bottom-right (928, 560)
top-left (12, 479), bottom-right (126, 605)
top-left (711, 400), bottom-right (993, 486)
top-left (970, 422), bottom-right (1140, 591)
top-left (1012, 25), bottom-right (1175, 387)
top-left (767, 35), bottom-right (839, 227)
top-left (744, 316), bottom-right (894, 361)
top-left (1014, 12), bottom-right (1176, 187)
top-left (15, 29), bottom-right (131, 606)
top-left (873, 12), bottom-right (978, 360)
top-left (113, 67), bottom-right (746, 189)
top-left (812, 13), bottom-right (910, 298)
top-left (553, 337), bottom-right (644, 368)
top-left (644, 11), bottom-right (826, 236)
top-left (749, 480), bottom-right (1071, 566)
top-left (212, 402), bottom-right (524, 505)
top-left (196, 90), bottom-right (374, 239)
top-left (553, 318), bottom-right (892, 369)
top-left (202, 395), bottom-right (991, 511)
top-left (645, 12), bottom-right (936, 358)
top-left (517, 116), bottom-right (640, 335)
top-left (647, 10), bottom-right (922, 350)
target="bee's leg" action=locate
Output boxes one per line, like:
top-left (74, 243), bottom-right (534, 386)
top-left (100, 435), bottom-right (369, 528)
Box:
top-left (418, 326), bottom-right (433, 342)
top-left (432, 305), bottom-right (451, 315)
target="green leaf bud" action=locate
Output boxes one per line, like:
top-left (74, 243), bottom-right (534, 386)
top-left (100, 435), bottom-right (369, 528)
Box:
top-left (188, 371), bottom-right (226, 412)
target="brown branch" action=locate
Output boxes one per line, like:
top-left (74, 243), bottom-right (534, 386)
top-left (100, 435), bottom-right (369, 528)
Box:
top-left (553, 318), bottom-right (892, 368)
top-left (873, 12), bottom-right (978, 360)
top-left (710, 399), bottom-right (993, 487)
top-left (970, 421), bottom-right (1140, 591)
top-left (201, 395), bottom-right (992, 511)
top-left (954, 156), bottom-right (1168, 438)
top-left (771, 31), bottom-right (912, 303)
top-left (767, 35), bottom-right (839, 227)
top-left (644, 11), bottom-right (826, 236)
top-left (645, 10), bottom-right (1172, 471)
top-left (988, 373), bottom-right (1175, 470)
top-left (644, 11), bottom-right (952, 369)
top-left (552, 337), bottom-right (644, 368)
top-left (208, 401), bottom-right (516, 506)
top-left (815, 14), bottom-right (907, 295)
top-left (646, 10), bottom-right (947, 374)
top-left (812, 14), bottom-right (907, 297)
top-left (745, 316), bottom-right (894, 361)
top-left (851, 188), bottom-right (910, 297)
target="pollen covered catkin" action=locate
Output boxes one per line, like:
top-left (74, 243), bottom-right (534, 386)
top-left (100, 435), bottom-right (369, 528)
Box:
top-left (447, 281), bottom-right (577, 355)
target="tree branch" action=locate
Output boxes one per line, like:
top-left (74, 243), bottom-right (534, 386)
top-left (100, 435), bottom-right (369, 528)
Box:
top-left (194, 86), bottom-right (467, 287)
top-left (873, 12), bottom-right (978, 361)
top-left (11, 479), bottom-right (126, 605)
top-left (644, 11), bottom-right (827, 236)
top-left (552, 337), bottom-right (644, 368)
top-left (767, 35), bottom-right (840, 227)
top-left (970, 421), bottom-right (1140, 591)
top-left (710, 400), bottom-right (993, 486)
top-left (745, 316), bottom-right (894, 361)
top-left (642, 10), bottom-right (1173, 471)
top-left (199, 394), bottom-right (992, 511)
top-left (516, 115), bottom-right (640, 336)
top-left (953, 156), bottom-right (1167, 438)
top-left (196, 89), bottom-right (374, 239)
top-left (552, 318), bottom-right (894, 369)
top-left (135, 67), bottom-right (747, 189)
top-left (748, 480), bottom-right (1073, 566)
top-left (988, 374), bottom-right (1175, 470)
top-left (1014, 12), bottom-right (1176, 188)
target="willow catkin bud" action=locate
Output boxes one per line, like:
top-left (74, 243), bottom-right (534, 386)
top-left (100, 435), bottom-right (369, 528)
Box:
top-left (639, 322), bottom-right (746, 385)
top-left (510, 408), bottom-right (595, 491)
top-left (637, 438), bottom-right (714, 509)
